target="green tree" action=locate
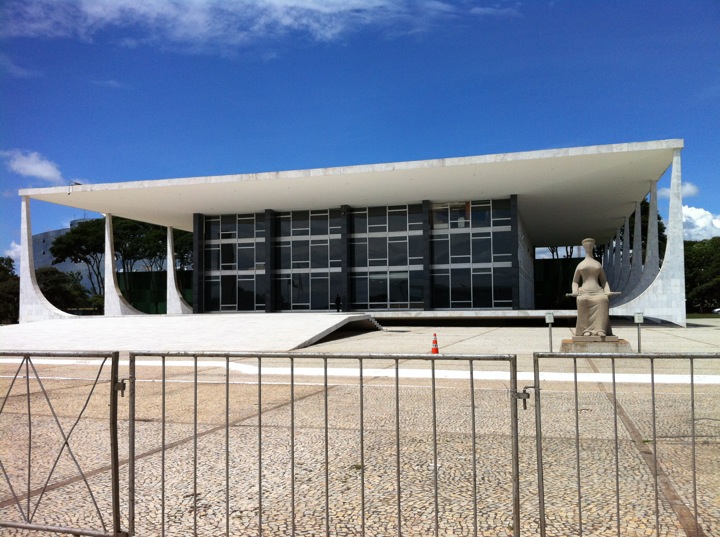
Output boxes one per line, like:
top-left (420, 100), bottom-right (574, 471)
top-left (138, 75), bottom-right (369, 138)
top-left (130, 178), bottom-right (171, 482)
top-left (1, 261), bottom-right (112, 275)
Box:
top-left (50, 218), bottom-right (105, 295)
top-left (0, 257), bottom-right (20, 324)
top-left (36, 267), bottom-right (90, 313)
top-left (684, 237), bottom-right (720, 312)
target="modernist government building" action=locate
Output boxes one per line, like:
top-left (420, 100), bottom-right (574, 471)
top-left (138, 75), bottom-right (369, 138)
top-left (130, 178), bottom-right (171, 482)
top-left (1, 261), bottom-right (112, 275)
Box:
top-left (18, 139), bottom-right (686, 326)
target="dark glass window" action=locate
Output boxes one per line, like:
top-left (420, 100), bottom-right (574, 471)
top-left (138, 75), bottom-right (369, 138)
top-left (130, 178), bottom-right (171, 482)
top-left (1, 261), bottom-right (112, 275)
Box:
top-left (368, 206), bottom-right (387, 230)
top-left (237, 279), bottom-right (255, 310)
top-left (204, 247), bottom-right (219, 271)
top-left (388, 209), bottom-right (407, 233)
top-left (451, 268), bottom-right (472, 303)
top-left (238, 217), bottom-right (254, 239)
top-left (409, 235), bottom-right (424, 263)
top-left (389, 271), bottom-right (408, 303)
top-left (449, 203), bottom-right (470, 228)
top-left (311, 212), bottom-right (328, 235)
top-left (472, 205), bottom-right (491, 228)
top-left (432, 237), bottom-right (449, 265)
top-left (450, 233), bottom-right (470, 259)
top-left (368, 237), bottom-right (387, 261)
top-left (292, 274), bottom-right (309, 304)
top-left (388, 239), bottom-right (407, 266)
top-left (279, 243), bottom-right (291, 270)
top-left (352, 210), bottom-right (367, 234)
top-left (237, 246), bottom-right (255, 270)
top-left (204, 218), bottom-right (220, 241)
top-left (472, 271), bottom-right (492, 307)
top-left (493, 231), bottom-right (513, 256)
top-left (369, 273), bottom-right (388, 303)
top-left (493, 267), bottom-right (513, 302)
top-left (352, 239), bottom-right (367, 268)
top-left (329, 209), bottom-right (343, 234)
top-left (221, 215), bottom-right (236, 238)
top-left (292, 240), bottom-right (309, 268)
top-left (221, 275), bottom-right (236, 306)
top-left (409, 270), bottom-right (424, 303)
top-left (432, 207), bottom-right (448, 229)
top-left (277, 277), bottom-right (291, 310)
top-left (221, 244), bottom-right (236, 269)
top-left (204, 278), bottom-right (220, 310)
top-left (352, 274), bottom-right (368, 305)
top-left (311, 277), bottom-right (329, 309)
top-left (472, 235), bottom-right (491, 263)
top-left (432, 271), bottom-right (450, 308)
top-left (292, 211), bottom-right (309, 235)
top-left (408, 204), bottom-right (424, 230)
top-left (311, 243), bottom-right (329, 269)
top-left (492, 199), bottom-right (512, 223)
top-left (278, 214), bottom-right (291, 237)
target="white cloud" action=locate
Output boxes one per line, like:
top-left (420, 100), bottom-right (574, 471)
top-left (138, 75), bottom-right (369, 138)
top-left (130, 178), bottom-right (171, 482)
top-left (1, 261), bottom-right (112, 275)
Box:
top-left (658, 181), bottom-right (700, 199)
top-left (0, 0), bottom-right (512, 50)
top-left (683, 205), bottom-right (720, 241)
top-left (3, 241), bottom-right (22, 262)
top-left (0, 52), bottom-right (41, 78)
top-left (1, 149), bottom-right (64, 185)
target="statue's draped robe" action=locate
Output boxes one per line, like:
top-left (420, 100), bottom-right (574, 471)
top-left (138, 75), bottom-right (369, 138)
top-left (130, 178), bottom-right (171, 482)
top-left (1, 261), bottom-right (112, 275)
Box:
top-left (573, 262), bottom-right (613, 337)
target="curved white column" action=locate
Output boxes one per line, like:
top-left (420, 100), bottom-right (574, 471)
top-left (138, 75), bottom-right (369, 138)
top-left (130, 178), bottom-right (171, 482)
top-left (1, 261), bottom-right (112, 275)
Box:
top-left (612, 149), bottom-right (686, 326)
top-left (103, 214), bottom-right (144, 316)
top-left (18, 197), bottom-right (73, 322)
top-left (166, 227), bottom-right (193, 314)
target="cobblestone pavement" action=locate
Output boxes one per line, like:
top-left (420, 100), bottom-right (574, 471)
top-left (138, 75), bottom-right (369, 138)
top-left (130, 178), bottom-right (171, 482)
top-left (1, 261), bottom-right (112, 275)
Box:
top-left (1, 321), bottom-right (719, 536)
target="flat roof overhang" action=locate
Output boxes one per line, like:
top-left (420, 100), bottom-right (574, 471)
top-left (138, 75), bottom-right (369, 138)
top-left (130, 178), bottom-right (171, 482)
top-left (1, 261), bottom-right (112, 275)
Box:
top-left (20, 139), bottom-right (682, 246)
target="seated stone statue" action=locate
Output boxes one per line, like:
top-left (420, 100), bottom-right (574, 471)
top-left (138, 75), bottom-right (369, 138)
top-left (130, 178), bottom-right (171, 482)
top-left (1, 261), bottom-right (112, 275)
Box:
top-left (569, 238), bottom-right (616, 337)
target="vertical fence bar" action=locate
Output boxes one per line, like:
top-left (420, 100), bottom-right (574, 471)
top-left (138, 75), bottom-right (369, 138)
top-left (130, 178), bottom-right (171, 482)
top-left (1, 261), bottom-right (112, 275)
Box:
top-left (431, 359), bottom-right (439, 537)
top-left (194, 355), bottom-right (198, 537)
top-left (324, 358), bottom-right (330, 537)
top-left (109, 352), bottom-right (122, 536)
top-left (290, 357), bottom-right (296, 537)
top-left (129, 354), bottom-right (136, 536)
top-left (25, 356), bottom-right (31, 521)
top-left (469, 360), bottom-right (478, 537)
top-left (225, 355), bottom-right (230, 537)
top-left (533, 354), bottom-right (546, 537)
top-left (395, 358), bottom-right (402, 537)
top-left (161, 355), bottom-right (166, 537)
top-left (258, 356), bottom-right (263, 537)
top-left (573, 358), bottom-right (583, 536)
top-left (510, 356), bottom-right (520, 537)
top-left (690, 359), bottom-right (698, 537)
top-left (650, 358), bottom-right (660, 534)
top-left (611, 358), bottom-right (620, 537)
top-left (359, 357), bottom-right (366, 537)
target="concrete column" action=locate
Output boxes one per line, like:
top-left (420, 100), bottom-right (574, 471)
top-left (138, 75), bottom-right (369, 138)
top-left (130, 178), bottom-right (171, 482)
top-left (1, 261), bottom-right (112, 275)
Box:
top-left (612, 149), bottom-right (686, 325)
top-left (166, 227), bottom-right (193, 314)
top-left (104, 214), bottom-right (144, 316)
top-left (18, 196), bottom-right (71, 322)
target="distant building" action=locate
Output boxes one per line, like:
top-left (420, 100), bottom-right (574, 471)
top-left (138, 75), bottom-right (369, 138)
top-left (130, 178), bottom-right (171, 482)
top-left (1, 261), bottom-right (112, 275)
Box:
top-left (18, 140), bottom-right (686, 325)
top-left (32, 220), bottom-right (95, 290)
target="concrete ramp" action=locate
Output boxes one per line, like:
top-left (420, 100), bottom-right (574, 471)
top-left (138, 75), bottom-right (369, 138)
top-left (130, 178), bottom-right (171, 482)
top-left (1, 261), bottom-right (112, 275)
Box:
top-left (0, 313), bottom-right (382, 353)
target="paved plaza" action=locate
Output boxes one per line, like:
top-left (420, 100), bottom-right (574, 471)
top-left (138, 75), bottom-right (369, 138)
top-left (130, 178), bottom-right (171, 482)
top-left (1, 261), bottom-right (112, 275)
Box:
top-left (1, 316), bottom-right (719, 536)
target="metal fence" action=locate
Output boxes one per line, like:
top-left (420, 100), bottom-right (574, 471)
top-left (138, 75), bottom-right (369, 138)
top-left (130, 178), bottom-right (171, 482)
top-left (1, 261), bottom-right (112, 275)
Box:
top-left (0, 351), bottom-right (125, 537)
top-left (532, 352), bottom-right (719, 537)
top-left (2, 350), bottom-right (718, 537)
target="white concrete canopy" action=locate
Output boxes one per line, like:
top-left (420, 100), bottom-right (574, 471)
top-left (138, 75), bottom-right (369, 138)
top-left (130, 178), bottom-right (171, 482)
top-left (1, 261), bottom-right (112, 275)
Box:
top-left (20, 139), bottom-right (682, 247)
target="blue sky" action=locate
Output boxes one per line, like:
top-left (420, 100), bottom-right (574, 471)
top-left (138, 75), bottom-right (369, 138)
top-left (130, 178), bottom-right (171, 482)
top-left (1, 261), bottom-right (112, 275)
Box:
top-left (2, 0), bottom-right (719, 263)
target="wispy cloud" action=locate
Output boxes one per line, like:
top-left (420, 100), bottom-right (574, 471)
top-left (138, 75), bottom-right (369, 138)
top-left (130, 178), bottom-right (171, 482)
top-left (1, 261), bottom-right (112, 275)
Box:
top-left (658, 181), bottom-right (700, 199)
top-left (0, 52), bottom-right (41, 78)
top-left (0, 0), bottom-right (516, 52)
top-left (1, 149), bottom-right (64, 185)
top-left (90, 78), bottom-right (127, 89)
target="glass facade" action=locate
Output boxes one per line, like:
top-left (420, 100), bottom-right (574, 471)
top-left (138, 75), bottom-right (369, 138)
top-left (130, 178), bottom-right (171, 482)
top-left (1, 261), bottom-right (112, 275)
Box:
top-left (199, 198), bottom-right (517, 312)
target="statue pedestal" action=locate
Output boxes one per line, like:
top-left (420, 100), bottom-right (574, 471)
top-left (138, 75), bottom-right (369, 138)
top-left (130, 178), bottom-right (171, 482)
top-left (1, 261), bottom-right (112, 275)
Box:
top-left (560, 337), bottom-right (632, 353)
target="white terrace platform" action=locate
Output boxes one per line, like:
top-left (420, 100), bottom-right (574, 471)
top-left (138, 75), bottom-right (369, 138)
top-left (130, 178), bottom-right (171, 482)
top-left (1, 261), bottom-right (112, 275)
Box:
top-left (0, 313), bottom-right (380, 353)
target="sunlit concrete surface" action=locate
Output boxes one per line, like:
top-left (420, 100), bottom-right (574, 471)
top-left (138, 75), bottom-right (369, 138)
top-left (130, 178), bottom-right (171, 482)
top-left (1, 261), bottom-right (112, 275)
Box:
top-left (0, 313), bottom-right (380, 353)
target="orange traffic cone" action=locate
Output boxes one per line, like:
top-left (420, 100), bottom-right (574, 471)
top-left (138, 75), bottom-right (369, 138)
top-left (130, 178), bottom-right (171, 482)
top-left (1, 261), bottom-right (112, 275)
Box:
top-left (431, 333), bottom-right (439, 354)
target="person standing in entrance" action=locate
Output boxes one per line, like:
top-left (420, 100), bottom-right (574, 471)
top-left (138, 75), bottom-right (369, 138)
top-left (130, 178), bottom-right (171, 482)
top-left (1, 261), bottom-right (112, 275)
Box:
top-left (335, 294), bottom-right (342, 312)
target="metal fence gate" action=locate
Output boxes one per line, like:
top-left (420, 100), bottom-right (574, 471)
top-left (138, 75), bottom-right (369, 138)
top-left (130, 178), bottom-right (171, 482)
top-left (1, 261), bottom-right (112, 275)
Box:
top-left (532, 352), bottom-right (719, 537)
top-left (0, 351), bottom-right (127, 537)
top-left (2, 350), bottom-right (718, 536)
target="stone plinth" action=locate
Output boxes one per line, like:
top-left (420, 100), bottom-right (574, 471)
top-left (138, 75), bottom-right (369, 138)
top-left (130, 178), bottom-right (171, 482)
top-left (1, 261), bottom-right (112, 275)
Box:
top-left (560, 338), bottom-right (632, 353)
